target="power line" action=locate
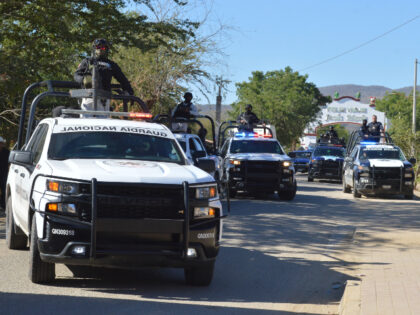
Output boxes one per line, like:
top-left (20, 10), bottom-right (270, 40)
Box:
top-left (299, 14), bottom-right (420, 72)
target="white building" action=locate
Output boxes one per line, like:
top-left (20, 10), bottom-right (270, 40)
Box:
top-left (300, 96), bottom-right (388, 149)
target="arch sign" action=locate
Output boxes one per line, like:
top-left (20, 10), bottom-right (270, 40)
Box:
top-left (300, 96), bottom-right (388, 149)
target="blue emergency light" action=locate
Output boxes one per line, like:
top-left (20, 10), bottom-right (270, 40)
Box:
top-left (234, 132), bottom-right (272, 138)
top-left (360, 140), bottom-right (378, 145)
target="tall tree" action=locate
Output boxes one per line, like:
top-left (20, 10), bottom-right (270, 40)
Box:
top-left (375, 92), bottom-right (420, 186)
top-left (231, 67), bottom-right (330, 147)
top-left (0, 0), bottom-right (197, 143)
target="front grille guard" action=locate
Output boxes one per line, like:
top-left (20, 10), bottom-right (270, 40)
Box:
top-left (368, 166), bottom-right (404, 193)
top-left (31, 174), bottom-right (226, 261)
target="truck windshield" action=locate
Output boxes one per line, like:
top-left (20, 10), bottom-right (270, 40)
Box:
top-left (48, 132), bottom-right (184, 164)
top-left (359, 147), bottom-right (405, 161)
top-left (313, 147), bottom-right (344, 157)
top-left (295, 152), bottom-right (312, 158)
top-left (177, 140), bottom-right (187, 152)
top-left (230, 140), bottom-right (284, 154)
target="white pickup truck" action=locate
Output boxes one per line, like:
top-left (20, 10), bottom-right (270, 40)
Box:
top-left (6, 82), bottom-right (224, 286)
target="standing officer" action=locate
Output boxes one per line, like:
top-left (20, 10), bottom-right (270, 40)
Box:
top-left (359, 119), bottom-right (369, 138)
top-left (74, 38), bottom-right (134, 112)
top-left (171, 92), bottom-right (199, 132)
top-left (237, 104), bottom-right (261, 132)
top-left (367, 115), bottom-right (384, 139)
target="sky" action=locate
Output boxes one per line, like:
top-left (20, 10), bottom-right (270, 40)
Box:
top-left (187, 0), bottom-right (420, 105)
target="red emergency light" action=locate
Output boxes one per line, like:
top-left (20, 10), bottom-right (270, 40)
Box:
top-left (129, 112), bottom-right (153, 119)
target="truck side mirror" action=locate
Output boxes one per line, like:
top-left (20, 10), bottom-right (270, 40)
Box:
top-left (197, 159), bottom-right (216, 173)
top-left (192, 150), bottom-right (206, 160)
top-left (409, 157), bottom-right (417, 165)
top-left (10, 150), bottom-right (33, 165)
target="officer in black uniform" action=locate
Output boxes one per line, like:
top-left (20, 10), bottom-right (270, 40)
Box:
top-left (237, 104), bottom-right (261, 132)
top-left (172, 92), bottom-right (199, 119)
top-left (359, 119), bottom-right (369, 138)
top-left (367, 115), bottom-right (384, 139)
top-left (325, 126), bottom-right (338, 139)
top-left (74, 39), bottom-right (133, 112)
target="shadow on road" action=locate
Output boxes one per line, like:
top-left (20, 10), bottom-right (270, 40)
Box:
top-left (0, 291), bottom-right (304, 315)
top-left (40, 246), bottom-right (361, 309)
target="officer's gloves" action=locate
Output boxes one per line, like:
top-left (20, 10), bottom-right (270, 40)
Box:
top-left (83, 75), bottom-right (92, 88)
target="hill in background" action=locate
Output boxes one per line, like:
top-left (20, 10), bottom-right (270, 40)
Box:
top-left (318, 84), bottom-right (419, 103)
top-left (197, 84), bottom-right (419, 116)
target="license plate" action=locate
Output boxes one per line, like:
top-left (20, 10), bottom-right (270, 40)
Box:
top-left (326, 173), bottom-right (332, 176)
top-left (382, 185), bottom-right (391, 189)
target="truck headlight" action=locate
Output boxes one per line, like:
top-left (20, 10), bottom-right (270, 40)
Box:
top-left (194, 207), bottom-right (216, 218)
top-left (282, 161), bottom-right (291, 167)
top-left (47, 203), bottom-right (77, 215)
top-left (195, 186), bottom-right (218, 199)
top-left (47, 179), bottom-right (79, 194)
top-left (230, 160), bottom-right (241, 166)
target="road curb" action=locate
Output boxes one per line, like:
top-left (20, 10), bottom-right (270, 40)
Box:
top-left (339, 280), bottom-right (361, 315)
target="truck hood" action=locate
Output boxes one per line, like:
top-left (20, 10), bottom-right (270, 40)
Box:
top-left (46, 159), bottom-right (213, 184)
top-left (229, 153), bottom-right (289, 161)
top-left (368, 159), bottom-right (404, 168)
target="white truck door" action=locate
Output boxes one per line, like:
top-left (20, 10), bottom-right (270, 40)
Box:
top-left (16, 124), bottom-right (49, 231)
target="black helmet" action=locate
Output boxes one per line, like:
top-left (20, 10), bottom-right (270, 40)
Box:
top-left (329, 125), bottom-right (334, 130)
top-left (362, 119), bottom-right (367, 124)
top-left (92, 38), bottom-right (109, 49)
top-left (92, 38), bottom-right (109, 58)
top-left (184, 92), bottom-right (193, 99)
top-left (245, 104), bottom-right (252, 111)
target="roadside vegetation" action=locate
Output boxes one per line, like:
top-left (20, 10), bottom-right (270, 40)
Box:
top-left (375, 92), bottom-right (420, 187)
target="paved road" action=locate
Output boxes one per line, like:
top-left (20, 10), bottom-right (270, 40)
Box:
top-left (0, 175), bottom-right (418, 314)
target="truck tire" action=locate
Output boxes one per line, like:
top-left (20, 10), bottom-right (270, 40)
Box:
top-left (342, 175), bottom-right (351, 193)
top-left (29, 217), bottom-right (55, 283)
top-left (307, 175), bottom-right (313, 182)
top-left (6, 196), bottom-right (28, 250)
top-left (229, 188), bottom-right (237, 198)
top-left (184, 262), bottom-right (215, 286)
top-left (352, 178), bottom-right (361, 198)
top-left (404, 194), bottom-right (414, 200)
top-left (278, 181), bottom-right (297, 201)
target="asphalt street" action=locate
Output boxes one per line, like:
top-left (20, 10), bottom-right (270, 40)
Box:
top-left (0, 174), bottom-right (418, 314)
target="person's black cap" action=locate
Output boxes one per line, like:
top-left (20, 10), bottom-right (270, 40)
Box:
top-left (245, 104), bottom-right (252, 110)
top-left (184, 92), bottom-right (193, 98)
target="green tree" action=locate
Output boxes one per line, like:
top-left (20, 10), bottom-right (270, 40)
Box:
top-left (375, 92), bottom-right (420, 186)
top-left (0, 0), bottom-right (197, 145)
top-left (230, 67), bottom-right (330, 147)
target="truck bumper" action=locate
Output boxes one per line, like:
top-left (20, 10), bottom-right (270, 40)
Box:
top-left (39, 214), bottom-right (219, 268)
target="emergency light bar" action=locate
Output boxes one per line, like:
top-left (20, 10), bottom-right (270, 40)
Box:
top-left (61, 109), bottom-right (153, 119)
top-left (360, 141), bottom-right (379, 145)
top-left (234, 132), bottom-right (272, 138)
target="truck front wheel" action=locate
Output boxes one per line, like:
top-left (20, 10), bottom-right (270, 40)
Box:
top-left (6, 196), bottom-right (28, 250)
top-left (29, 217), bottom-right (55, 283)
top-left (184, 262), bottom-right (215, 286)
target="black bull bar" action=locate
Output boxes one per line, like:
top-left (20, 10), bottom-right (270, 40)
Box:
top-left (31, 175), bottom-right (226, 261)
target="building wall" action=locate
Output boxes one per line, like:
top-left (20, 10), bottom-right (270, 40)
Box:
top-left (300, 97), bottom-right (387, 149)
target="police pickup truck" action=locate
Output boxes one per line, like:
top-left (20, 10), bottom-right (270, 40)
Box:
top-left (342, 141), bottom-right (416, 199)
top-left (308, 141), bottom-right (345, 182)
top-left (218, 123), bottom-right (296, 200)
top-left (174, 133), bottom-right (222, 183)
top-left (5, 81), bottom-right (224, 286)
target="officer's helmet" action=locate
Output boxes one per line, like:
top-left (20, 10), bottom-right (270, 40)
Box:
top-left (92, 39), bottom-right (109, 58)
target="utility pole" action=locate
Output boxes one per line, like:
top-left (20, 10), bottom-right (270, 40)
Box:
top-left (413, 59), bottom-right (417, 135)
top-left (216, 81), bottom-right (222, 124)
top-left (215, 76), bottom-right (231, 125)
top-left (413, 59), bottom-right (417, 157)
